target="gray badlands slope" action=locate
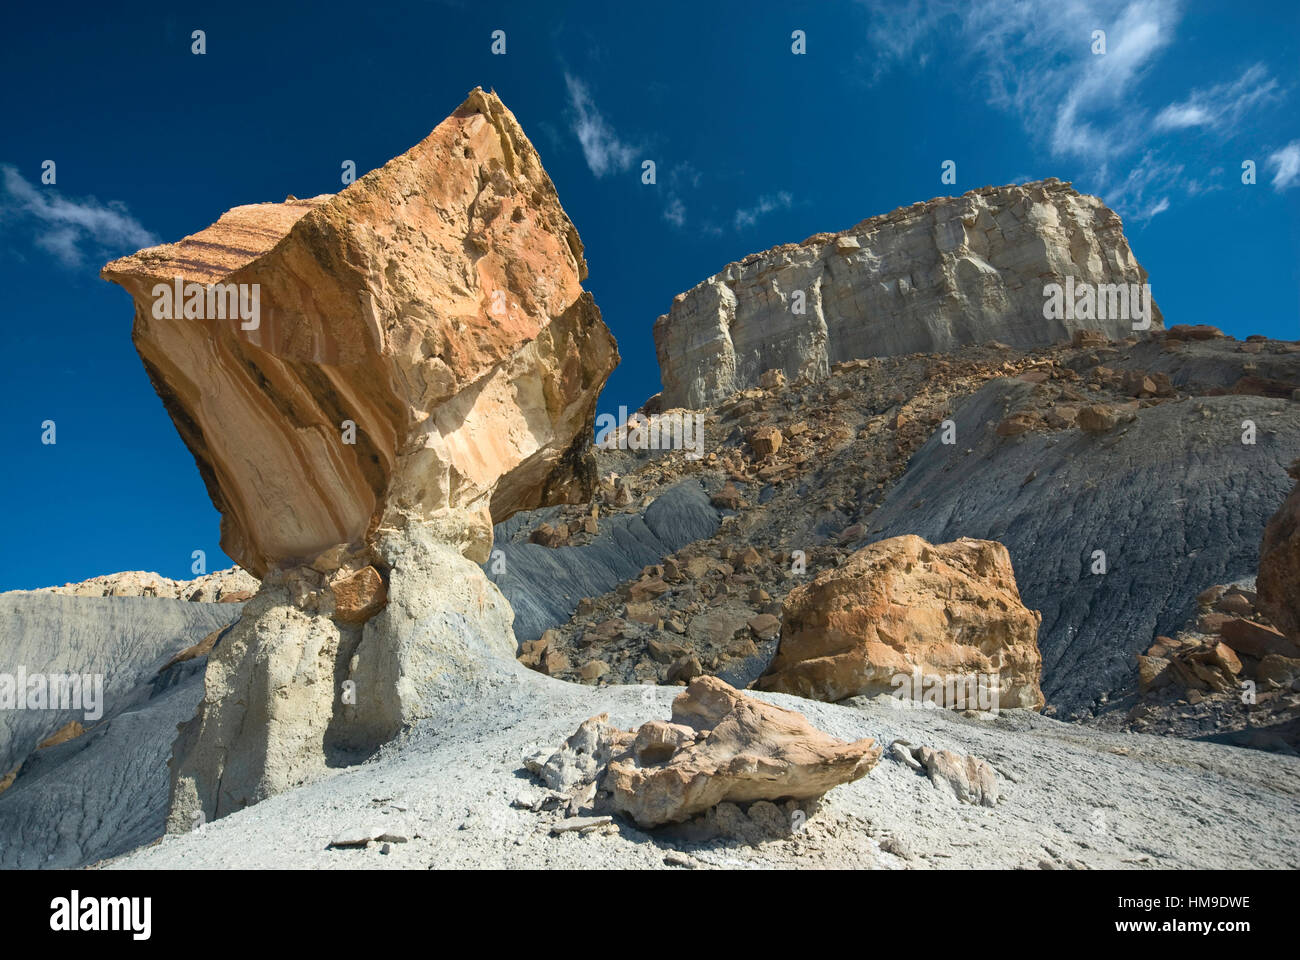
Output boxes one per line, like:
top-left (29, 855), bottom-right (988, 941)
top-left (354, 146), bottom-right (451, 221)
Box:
top-left (865, 380), bottom-right (1299, 714)
top-left (102, 668), bottom-right (1300, 870)
top-left (488, 479), bottom-right (720, 646)
top-left (0, 595), bottom-right (241, 867)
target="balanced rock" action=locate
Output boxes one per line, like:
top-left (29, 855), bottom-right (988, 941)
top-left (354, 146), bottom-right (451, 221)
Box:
top-left (654, 179), bottom-right (1160, 408)
top-left (757, 535), bottom-right (1044, 709)
top-left (122, 89), bottom-right (618, 828)
top-left (103, 87), bottom-right (618, 577)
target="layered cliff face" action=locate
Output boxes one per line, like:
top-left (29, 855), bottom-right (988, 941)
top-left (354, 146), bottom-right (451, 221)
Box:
top-left (103, 87), bottom-right (618, 577)
top-left (653, 179), bottom-right (1161, 409)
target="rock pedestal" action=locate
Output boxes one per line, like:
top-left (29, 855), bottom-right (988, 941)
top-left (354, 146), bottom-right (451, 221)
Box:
top-left (103, 89), bottom-right (618, 827)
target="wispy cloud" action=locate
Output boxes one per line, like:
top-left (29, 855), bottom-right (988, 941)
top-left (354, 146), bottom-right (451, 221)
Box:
top-left (661, 162), bottom-right (702, 229)
top-left (880, 0), bottom-right (1180, 162)
top-left (563, 73), bottom-right (637, 178)
top-left (1154, 64), bottom-right (1282, 133)
top-left (1107, 151), bottom-right (1182, 222)
top-left (0, 164), bottom-right (156, 267)
top-left (859, 0), bottom-right (1287, 221)
top-left (1268, 141), bottom-right (1300, 191)
top-left (734, 192), bottom-right (793, 230)
top-left (663, 195), bottom-right (686, 227)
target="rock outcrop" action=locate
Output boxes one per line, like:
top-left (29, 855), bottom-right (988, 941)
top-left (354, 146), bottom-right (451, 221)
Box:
top-left (654, 179), bottom-right (1160, 408)
top-left (12, 567), bottom-right (257, 602)
top-left (1258, 460), bottom-right (1300, 641)
top-left (862, 373), bottom-right (1300, 714)
top-left (529, 676), bottom-right (882, 828)
top-left (758, 535), bottom-right (1045, 709)
top-left (103, 87), bottom-right (618, 577)
top-left (166, 523), bottom-right (519, 830)
top-left (890, 740), bottom-right (1000, 806)
top-left (99, 89), bottom-right (619, 826)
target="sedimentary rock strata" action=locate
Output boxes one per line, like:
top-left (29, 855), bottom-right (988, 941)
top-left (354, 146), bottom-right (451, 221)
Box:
top-left (654, 179), bottom-right (1160, 408)
top-left (1258, 460), bottom-right (1300, 641)
top-left (758, 535), bottom-right (1044, 709)
top-left (16, 567), bottom-right (257, 602)
top-left (103, 87), bottom-right (618, 577)
top-left (99, 89), bottom-right (622, 826)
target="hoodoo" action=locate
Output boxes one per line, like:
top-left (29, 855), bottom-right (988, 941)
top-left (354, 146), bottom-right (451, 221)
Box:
top-left (104, 87), bottom-right (617, 578)
top-left (101, 88), bottom-right (619, 826)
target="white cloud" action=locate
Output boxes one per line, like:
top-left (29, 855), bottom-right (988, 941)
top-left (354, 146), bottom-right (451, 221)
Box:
top-left (0, 164), bottom-right (156, 267)
top-left (563, 73), bottom-right (637, 178)
top-left (862, 0), bottom-right (1181, 162)
top-left (1154, 64), bottom-right (1281, 133)
top-left (734, 192), bottom-right (793, 230)
top-left (859, 0), bottom-right (1288, 220)
top-left (1135, 196), bottom-right (1169, 220)
top-left (1106, 151), bottom-right (1181, 221)
top-left (1268, 140), bottom-right (1300, 191)
top-left (663, 195), bottom-right (686, 227)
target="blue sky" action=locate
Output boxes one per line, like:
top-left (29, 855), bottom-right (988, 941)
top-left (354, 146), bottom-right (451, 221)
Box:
top-left (1, 0), bottom-right (1297, 589)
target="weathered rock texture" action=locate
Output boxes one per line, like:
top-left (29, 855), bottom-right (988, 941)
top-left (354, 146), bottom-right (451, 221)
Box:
top-left (862, 377), bottom-right (1300, 714)
top-left (758, 535), bottom-right (1045, 709)
top-left (654, 179), bottom-right (1160, 408)
top-left (166, 523), bottom-right (520, 830)
top-left (891, 740), bottom-right (1000, 807)
top-left (1258, 461), bottom-right (1300, 641)
top-left (486, 478), bottom-right (722, 646)
top-left (103, 87), bottom-right (618, 577)
top-left (532, 676), bottom-right (881, 828)
top-left (14, 567), bottom-right (257, 602)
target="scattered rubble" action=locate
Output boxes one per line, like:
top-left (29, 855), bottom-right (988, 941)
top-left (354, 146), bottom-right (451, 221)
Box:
top-left (525, 676), bottom-right (881, 830)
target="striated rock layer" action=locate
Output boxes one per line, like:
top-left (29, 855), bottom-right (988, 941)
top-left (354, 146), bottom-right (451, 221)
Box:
top-left (654, 179), bottom-right (1161, 408)
top-left (758, 535), bottom-right (1045, 709)
top-left (99, 89), bottom-right (620, 826)
top-left (1258, 459), bottom-right (1300, 642)
top-left (103, 87), bottom-right (618, 577)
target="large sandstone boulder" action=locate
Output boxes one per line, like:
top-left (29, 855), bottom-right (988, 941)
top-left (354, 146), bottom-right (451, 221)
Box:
top-left (531, 677), bottom-right (882, 828)
top-left (1258, 459), bottom-right (1300, 641)
top-left (654, 179), bottom-right (1161, 408)
top-left (757, 535), bottom-right (1044, 709)
top-left (101, 90), bottom-right (620, 826)
top-left (103, 87), bottom-right (618, 576)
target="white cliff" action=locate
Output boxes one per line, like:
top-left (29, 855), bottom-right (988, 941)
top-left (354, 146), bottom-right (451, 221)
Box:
top-left (654, 179), bottom-right (1161, 408)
